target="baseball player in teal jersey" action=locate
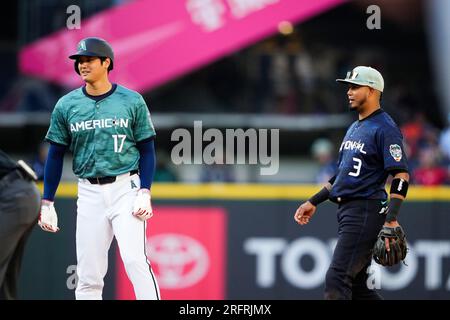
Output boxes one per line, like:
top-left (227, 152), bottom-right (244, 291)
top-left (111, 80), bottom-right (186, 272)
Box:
top-left (38, 37), bottom-right (160, 300)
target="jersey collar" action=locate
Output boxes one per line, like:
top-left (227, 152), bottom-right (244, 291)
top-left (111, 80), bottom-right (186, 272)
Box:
top-left (359, 108), bottom-right (384, 122)
top-left (82, 83), bottom-right (117, 102)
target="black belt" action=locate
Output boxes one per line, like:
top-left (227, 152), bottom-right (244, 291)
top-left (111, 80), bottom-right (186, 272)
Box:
top-left (331, 196), bottom-right (363, 205)
top-left (333, 197), bottom-right (382, 206)
top-left (87, 170), bottom-right (138, 185)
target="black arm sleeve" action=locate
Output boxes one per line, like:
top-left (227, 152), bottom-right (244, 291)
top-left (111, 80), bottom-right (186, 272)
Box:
top-left (308, 187), bottom-right (330, 206)
top-left (385, 197), bottom-right (403, 222)
top-left (328, 175), bottom-right (336, 185)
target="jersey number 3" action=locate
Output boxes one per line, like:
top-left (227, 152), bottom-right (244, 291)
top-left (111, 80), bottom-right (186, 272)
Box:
top-left (112, 134), bottom-right (126, 153)
top-left (349, 157), bottom-right (362, 177)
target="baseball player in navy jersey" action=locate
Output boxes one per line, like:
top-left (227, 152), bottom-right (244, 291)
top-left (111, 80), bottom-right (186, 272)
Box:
top-left (294, 66), bottom-right (410, 299)
top-left (38, 37), bottom-right (160, 300)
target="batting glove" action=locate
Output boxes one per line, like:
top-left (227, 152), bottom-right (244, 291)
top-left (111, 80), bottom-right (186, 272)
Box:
top-left (38, 200), bottom-right (59, 233)
top-left (133, 189), bottom-right (153, 221)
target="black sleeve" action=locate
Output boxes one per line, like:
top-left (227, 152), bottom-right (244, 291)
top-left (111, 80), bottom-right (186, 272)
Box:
top-left (328, 175), bottom-right (336, 185)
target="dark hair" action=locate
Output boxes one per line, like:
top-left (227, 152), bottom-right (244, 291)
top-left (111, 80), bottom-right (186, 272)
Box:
top-left (100, 57), bottom-right (113, 72)
top-left (76, 56), bottom-right (113, 73)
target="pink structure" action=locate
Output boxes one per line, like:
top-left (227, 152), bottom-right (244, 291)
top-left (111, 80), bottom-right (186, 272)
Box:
top-left (19, 0), bottom-right (344, 91)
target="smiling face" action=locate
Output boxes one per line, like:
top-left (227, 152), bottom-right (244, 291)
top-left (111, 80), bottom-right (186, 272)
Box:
top-left (77, 56), bottom-right (110, 83)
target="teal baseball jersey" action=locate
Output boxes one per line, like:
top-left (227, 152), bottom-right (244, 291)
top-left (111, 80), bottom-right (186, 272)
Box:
top-left (45, 84), bottom-right (156, 178)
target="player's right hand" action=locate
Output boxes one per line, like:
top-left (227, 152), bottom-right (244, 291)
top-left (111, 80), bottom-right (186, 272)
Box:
top-left (38, 200), bottom-right (59, 233)
top-left (294, 201), bottom-right (316, 225)
top-left (133, 189), bottom-right (153, 221)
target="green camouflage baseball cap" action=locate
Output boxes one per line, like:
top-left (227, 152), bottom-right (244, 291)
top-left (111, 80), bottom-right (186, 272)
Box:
top-left (336, 66), bottom-right (384, 92)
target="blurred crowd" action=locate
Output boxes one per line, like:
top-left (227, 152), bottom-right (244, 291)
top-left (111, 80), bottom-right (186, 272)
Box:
top-left (1, 27), bottom-right (435, 120)
top-left (1, 37), bottom-right (435, 125)
top-left (2, 1), bottom-right (449, 185)
top-left (9, 28), bottom-right (450, 186)
top-left (402, 112), bottom-right (450, 186)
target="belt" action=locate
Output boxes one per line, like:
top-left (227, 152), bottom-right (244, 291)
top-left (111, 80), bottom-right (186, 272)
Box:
top-left (87, 170), bottom-right (138, 185)
top-left (334, 198), bottom-right (382, 207)
top-left (331, 196), bottom-right (364, 205)
top-left (0, 169), bottom-right (28, 189)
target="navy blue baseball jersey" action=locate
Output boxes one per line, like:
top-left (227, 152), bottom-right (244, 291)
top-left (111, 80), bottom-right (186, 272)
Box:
top-left (329, 109), bottom-right (408, 202)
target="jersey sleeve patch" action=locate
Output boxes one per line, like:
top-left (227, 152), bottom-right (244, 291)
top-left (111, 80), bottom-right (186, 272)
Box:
top-left (389, 144), bottom-right (403, 162)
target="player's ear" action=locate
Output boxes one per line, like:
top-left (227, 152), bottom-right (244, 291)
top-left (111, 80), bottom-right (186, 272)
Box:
top-left (102, 58), bottom-right (111, 71)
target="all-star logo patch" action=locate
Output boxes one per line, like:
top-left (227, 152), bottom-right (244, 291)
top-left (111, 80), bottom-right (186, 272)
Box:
top-left (389, 144), bottom-right (402, 162)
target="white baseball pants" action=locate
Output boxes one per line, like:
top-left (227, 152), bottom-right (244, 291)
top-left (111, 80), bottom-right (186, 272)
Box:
top-left (74, 172), bottom-right (160, 300)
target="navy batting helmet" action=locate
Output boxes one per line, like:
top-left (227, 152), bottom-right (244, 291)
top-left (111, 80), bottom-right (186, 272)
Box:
top-left (69, 37), bottom-right (114, 74)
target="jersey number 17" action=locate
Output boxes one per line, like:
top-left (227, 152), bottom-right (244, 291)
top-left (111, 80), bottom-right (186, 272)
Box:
top-left (112, 134), bottom-right (126, 153)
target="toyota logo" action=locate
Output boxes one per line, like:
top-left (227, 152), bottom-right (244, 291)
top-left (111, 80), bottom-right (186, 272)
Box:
top-left (147, 233), bottom-right (209, 289)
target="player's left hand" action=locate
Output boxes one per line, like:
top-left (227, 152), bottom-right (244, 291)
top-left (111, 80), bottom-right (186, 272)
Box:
top-left (133, 188), bottom-right (153, 221)
top-left (383, 220), bottom-right (400, 252)
top-left (372, 221), bottom-right (408, 266)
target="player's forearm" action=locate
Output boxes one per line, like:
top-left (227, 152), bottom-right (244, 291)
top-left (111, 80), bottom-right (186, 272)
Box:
top-left (386, 171), bottom-right (409, 222)
top-left (308, 176), bottom-right (334, 206)
top-left (308, 183), bottom-right (331, 206)
top-left (43, 143), bottom-right (66, 201)
top-left (136, 138), bottom-right (156, 190)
